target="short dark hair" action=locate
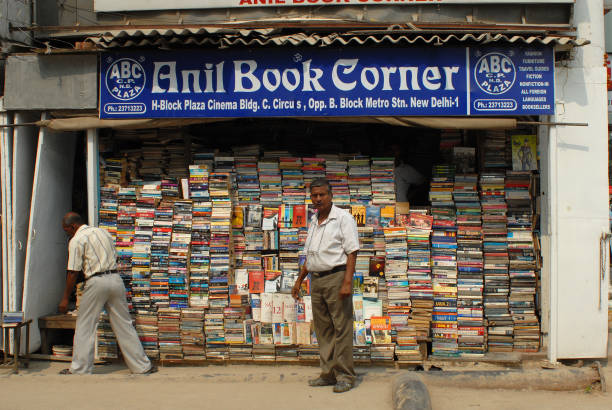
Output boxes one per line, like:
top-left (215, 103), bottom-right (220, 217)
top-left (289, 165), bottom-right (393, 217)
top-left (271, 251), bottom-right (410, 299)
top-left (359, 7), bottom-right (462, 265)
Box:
top-left (309, 178), bottom-right (332, 196)
top-left (62, 212), bottom-right (84, 226)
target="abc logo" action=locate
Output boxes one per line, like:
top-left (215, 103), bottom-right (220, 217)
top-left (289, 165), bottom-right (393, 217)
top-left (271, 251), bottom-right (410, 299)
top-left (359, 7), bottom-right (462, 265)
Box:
top-left (105, 58), bottom-right (146, 101)
top-left (474, 52), bottom-right (516, 95)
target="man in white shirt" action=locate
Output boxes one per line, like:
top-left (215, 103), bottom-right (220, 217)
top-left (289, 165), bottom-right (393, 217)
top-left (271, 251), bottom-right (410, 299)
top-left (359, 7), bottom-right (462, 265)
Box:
top-left (292, 179), bottom-right (359, 393)
top-left (58, 211), bottom-right (156, 375)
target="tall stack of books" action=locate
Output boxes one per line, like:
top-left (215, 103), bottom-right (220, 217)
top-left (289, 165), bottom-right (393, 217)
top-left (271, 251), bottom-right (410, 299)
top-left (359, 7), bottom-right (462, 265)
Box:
top-left (189, 165), bottom-right (211, 309)
top-left (506, 171), bottom-right (539, 352)
top-left (348, 158), bottom-right (372, 204)
top-left (158, 308), bottom-right (182, 360)
top-left (481, 170), bottom-right (512, 352)
top-left (371, 158), bottom-right (396, 205)
top-left (132, 197), bottom-right (155, 311)
top-left (180, 308), bottom-right (206, 360)
top-left (384, 227), bottom-right (415, 362)
top-left (99, 186), bottom-right (118, 241)
top-left (280, 157), bottom-right (305, 205)
top-left (169, 201), bottom-right (192, 309)
top-left (454, 174), bottom-right (485, 357)
top-left (117, 187), bottom-right (138, 312)
top-left (209, 172), bottom-right (232, 310)
top-left (150, 204), bottom-right (172, 309)
top-left (479, 172), bottom-right (508, 353)
top-left (430, 165), bottom-right (459, 357)
top-left (326, 159), bottom-right (350, 206)
top-left (406, 209), bottom-right (434, 343)
top-left (258, 159), bottom-right (282, 206)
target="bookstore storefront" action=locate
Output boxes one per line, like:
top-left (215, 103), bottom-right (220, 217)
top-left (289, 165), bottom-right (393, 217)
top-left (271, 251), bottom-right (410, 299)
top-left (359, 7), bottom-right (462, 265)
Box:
top-left (89, 44), bottom-right (549, 362)
top-left (2, 15), bottom-right (609, 364)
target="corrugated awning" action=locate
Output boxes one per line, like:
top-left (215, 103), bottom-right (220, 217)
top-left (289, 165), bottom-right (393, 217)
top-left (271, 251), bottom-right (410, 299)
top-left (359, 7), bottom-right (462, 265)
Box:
top-left (87, 29), bottom-right (588, 49)
top-left (33, 116), bottom-right (517, 131)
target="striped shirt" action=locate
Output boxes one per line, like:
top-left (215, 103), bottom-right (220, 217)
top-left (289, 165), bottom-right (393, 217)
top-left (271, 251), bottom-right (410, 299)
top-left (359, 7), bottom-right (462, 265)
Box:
top-left (67, 225), bottom-right (117, 278)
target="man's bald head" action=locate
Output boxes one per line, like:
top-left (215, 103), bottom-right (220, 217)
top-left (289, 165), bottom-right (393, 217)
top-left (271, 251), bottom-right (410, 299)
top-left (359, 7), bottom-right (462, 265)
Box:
top-left (62, 212), bottom-right (84, 238)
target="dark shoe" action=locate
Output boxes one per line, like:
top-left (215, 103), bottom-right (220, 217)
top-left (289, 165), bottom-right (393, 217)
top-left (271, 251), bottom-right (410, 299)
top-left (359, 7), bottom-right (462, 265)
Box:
top-left (308, 377), bottom-right (336, 387)
top-left (141, 365), bottom-right (158, 375)
top-left (59, 368), bottom-right (73, 375)
top-left (333, 381), bottom-right (353, 393)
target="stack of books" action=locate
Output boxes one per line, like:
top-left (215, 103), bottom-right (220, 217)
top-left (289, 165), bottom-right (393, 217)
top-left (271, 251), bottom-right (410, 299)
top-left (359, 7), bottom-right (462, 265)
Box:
top-left (102, 157), bottom-right (126, 187)
top-left (348, 158), bottom-right (372, 204)
top-left (325, 159), bottom-right (350, 206)
top-left (99, 186), bottom-right (118, 241)
top-left (96, 312), bottom-right (118, 359)
top-left (302, 157), bottom-right (326, 196)
top-left (158, 308), bottom-right (182, 360)
top-left (430, 165), bottom-right (459, 357)
top-left (406, 209), bottom-right (434, 341)
top-left (135, 309), bottom-right (159, 360)
top-left (371, 158), bottom-right (396, 205)
top-left (180, 308), bottom-right (206, 360)
top-left (169, 201), bottom-right (192, 309)
top-left (479, 130), bottom-right (508, 169)
top-left (454, 174), bottom-right (485, 357)
top-left (480, 172), bottom-right (508, 352)
top-left (280, 157), bottom-right (306, 205)
top-left (150, 204), bottom-right (172, 309)
top-left (258, 159), bottom-right (282, 206)
top-left (205, 307), bottom-right (227, 360)
top-left (132, 197), bottom-right (155, 311)
top-left (236, 156), bottom-right (260, 205)
top-left (117, 187), bottom-right (138, 311)
top-left (506, 171), bottom-right (539, 352)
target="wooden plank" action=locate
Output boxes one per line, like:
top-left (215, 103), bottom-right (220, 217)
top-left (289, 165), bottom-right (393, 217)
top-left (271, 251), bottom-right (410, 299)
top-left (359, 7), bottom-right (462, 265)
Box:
top-left (30, 353), bottom-right (106, 364)
top-left (22, 117), bottom-right (77, 352)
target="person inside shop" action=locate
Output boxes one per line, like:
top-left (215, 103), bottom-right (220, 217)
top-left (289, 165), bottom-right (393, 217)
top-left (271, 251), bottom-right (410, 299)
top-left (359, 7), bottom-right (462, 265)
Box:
top-left (391, 142), bottom-right (426, 203)
top-left (292, 178), bottom-right (359, 393)
top-left (57, 211), bottom-right (158, 375)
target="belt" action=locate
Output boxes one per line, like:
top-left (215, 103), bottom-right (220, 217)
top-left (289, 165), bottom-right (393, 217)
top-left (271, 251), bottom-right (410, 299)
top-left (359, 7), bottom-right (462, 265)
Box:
top-left (85, 270), bottom-right (116, 282)
top-left (314, 265), bottom-right (346, 277)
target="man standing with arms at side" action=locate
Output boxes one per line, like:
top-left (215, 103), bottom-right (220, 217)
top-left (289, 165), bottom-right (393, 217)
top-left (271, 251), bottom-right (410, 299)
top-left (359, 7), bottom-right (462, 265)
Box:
top-left (58, 212), bottom-right (157, 375)
top-left (292, 178), bottom-right (359, 393)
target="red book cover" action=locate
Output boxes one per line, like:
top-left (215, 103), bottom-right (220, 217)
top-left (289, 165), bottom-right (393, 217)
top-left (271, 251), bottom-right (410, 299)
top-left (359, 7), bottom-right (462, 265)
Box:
top-left (292, 205), bottom-right (307, 228)
top-left (249, 270), bottom-right (264, 293)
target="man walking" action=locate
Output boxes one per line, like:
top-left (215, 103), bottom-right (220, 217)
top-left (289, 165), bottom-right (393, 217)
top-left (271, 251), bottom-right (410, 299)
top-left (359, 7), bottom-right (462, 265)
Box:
top-left (292, 179), bottom-right (359, 393)
top-left (58, 212), bottom-right (157, 375)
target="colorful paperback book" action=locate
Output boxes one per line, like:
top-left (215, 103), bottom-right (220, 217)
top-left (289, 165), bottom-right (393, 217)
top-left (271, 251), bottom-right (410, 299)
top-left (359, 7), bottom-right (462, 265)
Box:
top-left (249, 270), bottom-right (265, 293)
top-left (292, 205), bottom-right (308, 228)
top-left (369, 256), bottom-right (386, 277)
top-left (351, 205), bottom-right (367, 227)
top-left (370, 316), bottom-right (392, 344)
top-left (380, 205), bottom-right (395, 227)
top-left (366, 205), bottom-right (381, 227)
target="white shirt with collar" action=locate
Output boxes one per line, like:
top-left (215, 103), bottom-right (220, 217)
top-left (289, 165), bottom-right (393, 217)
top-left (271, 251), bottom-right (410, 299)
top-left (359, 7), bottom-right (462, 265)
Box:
top-left (304, 205), bottom-right (360, 272)
top-left (67, 224), bottom-right (117, 278)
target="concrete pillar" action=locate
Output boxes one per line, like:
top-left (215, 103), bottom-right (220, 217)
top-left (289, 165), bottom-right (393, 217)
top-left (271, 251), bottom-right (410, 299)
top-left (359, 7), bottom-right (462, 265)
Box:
top-left (544, 0), bottom-right (609, 360)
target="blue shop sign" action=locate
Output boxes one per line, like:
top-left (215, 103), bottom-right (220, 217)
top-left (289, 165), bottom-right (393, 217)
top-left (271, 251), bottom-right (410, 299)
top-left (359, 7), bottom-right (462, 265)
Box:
top-left (99, 46), bottom-right (554, 118)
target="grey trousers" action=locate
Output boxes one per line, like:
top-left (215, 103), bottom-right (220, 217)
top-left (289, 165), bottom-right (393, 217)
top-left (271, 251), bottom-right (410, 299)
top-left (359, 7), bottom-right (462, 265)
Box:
top-left (311, 270), bottom-right (356, 384)
top-left (70, 274), bottom-right (151, 374)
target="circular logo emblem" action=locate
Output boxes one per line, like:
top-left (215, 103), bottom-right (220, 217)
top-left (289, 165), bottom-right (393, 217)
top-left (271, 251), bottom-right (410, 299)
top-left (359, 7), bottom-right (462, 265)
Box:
top-left (474, 52), bottom-right (516, 95)
top-left (105, 58), bottom-right (146, 101)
